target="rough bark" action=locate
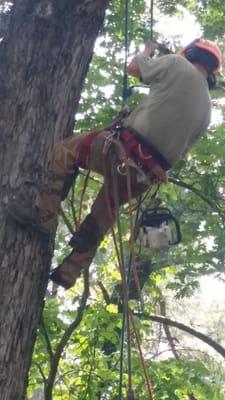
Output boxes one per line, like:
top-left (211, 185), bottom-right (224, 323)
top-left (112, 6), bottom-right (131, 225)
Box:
top-left (0, 1), bottom-right (109, 399)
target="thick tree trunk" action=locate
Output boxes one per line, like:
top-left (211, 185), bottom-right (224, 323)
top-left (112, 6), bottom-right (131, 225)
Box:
top-left (0, 1), bottom-right (109, 399)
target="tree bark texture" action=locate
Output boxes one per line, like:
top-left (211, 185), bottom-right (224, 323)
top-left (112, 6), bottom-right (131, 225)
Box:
top-left (0, 1), bottom-right (109, 399)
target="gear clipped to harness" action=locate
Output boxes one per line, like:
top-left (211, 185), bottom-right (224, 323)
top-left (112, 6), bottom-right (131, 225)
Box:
top-left (138, 207), bottom-right (182, 250)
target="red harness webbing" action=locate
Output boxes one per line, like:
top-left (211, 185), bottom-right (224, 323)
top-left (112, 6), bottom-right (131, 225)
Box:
top-left (76, 128), bottom-right (164, 175)
top-left (120, 129), bottom-right (163, 173)
top-left (76, 131), bottom-right (99, 168)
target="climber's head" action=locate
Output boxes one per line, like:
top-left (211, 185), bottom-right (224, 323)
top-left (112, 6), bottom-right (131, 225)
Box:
top-left (179, 38), bottom-right (222, 89)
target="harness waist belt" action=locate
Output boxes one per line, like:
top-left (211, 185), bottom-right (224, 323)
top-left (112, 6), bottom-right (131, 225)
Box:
top-left (120, 129), bottom-right (170, 173)
top-left (124, 127), bottom-right (171, 171)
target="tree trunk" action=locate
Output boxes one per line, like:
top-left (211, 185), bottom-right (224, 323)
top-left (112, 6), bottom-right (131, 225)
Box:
top-left (0, 1), bottom-right (109, 399)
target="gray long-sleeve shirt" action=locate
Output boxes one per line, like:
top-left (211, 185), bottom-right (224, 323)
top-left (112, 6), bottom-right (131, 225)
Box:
top-left (124, 54), bottom-right (211, 167)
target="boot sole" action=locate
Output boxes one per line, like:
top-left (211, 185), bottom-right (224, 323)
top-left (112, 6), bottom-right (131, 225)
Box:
top-left (49, 268), bottom-right (73, 289)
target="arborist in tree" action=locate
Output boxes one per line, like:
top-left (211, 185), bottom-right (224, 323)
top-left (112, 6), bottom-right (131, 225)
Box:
top-left (6, 38), bottom-right (222, 289)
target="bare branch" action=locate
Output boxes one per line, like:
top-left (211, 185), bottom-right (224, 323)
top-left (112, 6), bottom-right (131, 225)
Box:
top-left (97, 280), bottom-right (111, 304)
top-left (60, 207), bottom-right (74, 235)
top-left (135, 313), bottom-right (225, 360)
top-left (34, 362), bottom-right (47, 385)
top-left (169, 177), bottom-right (215, 208)
top-left (159, 298), bottom-right (179, 360)
top-left (40, 317), bottom-right (53, 362)
top-left (44, 270), bottom-right (90, 400)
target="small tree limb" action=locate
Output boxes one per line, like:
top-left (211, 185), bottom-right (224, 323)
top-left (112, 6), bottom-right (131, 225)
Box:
top-left (60, 207), bottom-right (74, 235)
top-left (44, 270), bottom-right (90, 400)
top-left (159, 299), bottom-right (180, 360)
top-left (134, 313), bottom-right (225, 360)
top-left (169, 177), bottom-right (215, 208)
top-left (40, 317), bottom-right (53, 362)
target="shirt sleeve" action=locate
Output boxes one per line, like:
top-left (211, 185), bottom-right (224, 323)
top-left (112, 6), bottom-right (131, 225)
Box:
top-left (137, 54), bottom-right (171, 84)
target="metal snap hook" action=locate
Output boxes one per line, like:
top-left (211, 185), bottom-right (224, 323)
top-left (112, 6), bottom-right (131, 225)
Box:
top-left (117, 162), bottom-right (127, 175)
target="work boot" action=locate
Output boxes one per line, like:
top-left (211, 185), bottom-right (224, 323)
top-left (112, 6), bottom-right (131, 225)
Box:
top-left (5, 168), bottom-right (79, 234)
top-left (50, 247), bottom-right (96, 289)
top-left (50, 214), bottom-right (103, 288)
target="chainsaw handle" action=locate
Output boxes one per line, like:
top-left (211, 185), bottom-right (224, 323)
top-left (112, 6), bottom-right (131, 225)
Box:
top-left (169, 214), bottom-right (182, 245)
top-left (137, 207), bottom-right (182, 246)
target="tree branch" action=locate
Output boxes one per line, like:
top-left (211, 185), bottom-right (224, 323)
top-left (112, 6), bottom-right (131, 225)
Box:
top-left (44, 270), bottom-right (90, 400)
top-left (34, 362), bottom-right (47, 385)
top-left (97, 280), bottom-right (111, 304)
top-left (60, 207), bottom-right (74, 235)
top-left (135, 313), bottom-right (225, 360)
top-left (40, 317), bottom-right (54, 362)
top-left (159, 298), bottom-right (180, 360)
top-left (169, 177), bottom-right (215, 208)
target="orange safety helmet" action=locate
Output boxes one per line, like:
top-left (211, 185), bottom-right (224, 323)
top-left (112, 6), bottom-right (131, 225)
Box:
top-left (179, 38), bottom-right (222, 73)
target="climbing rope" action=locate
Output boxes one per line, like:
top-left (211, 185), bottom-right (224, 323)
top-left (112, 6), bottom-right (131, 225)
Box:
top-left (150, 0), bottom-right (154, 41)
top-left (101, 134), bottom-right (157, 399)
top-left (102, 138), bottom-right (137, 398)
top-left (108, 0), bottom-right (159, 398)
top-left (111, 154), bottom-right (133, 396)
top-left (123, 0), bottom-right (129, 106)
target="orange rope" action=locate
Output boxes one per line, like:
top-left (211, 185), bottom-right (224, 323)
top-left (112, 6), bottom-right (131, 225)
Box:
top-left (109, 138), bottom-right (144, 306)
top-left (102, 147), bottom-right (134, 392)
top-left (107, 137), bottom-right (156, 399)
top-left (102, 137), bottom-right (155, 399)
top-left (102, 148), bottom-right (123, 268)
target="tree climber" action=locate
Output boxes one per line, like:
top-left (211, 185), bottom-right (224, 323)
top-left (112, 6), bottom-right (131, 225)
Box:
top-left (6, 38), bottom-right (222, 289)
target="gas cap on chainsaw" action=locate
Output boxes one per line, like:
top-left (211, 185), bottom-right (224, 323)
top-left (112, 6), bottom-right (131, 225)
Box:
top-left (138, 207), bottom-right (182, 249)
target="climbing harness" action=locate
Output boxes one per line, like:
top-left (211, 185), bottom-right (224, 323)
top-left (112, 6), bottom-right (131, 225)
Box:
top-left (120, 128), bottom-right (170, 173)
top-left (138, 207), bottom-right (182, 250)
top-left (103, 127), bottom-right (168, 184)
